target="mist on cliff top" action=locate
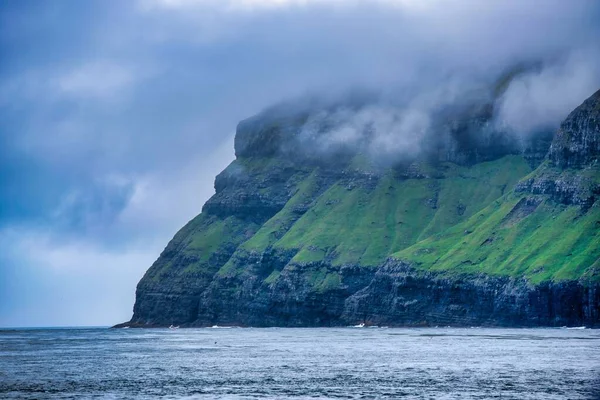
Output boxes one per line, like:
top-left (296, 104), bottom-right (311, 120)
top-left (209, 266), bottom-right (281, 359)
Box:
top-left (1, 0), bottom-right (599, 326)
top-left (257, 50), bottom-right (600, 163)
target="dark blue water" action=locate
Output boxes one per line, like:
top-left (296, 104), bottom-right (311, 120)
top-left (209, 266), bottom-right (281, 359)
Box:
top-left (0, 327), bottom-right (598, 399)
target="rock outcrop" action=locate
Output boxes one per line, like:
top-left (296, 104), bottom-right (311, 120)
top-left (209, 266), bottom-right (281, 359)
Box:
top-left (549, 88), bottom-right (600, 168)
top-left (515, 88), bottom-right (600, 210)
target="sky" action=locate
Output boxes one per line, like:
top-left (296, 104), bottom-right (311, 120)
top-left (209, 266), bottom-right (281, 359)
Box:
top-left (1, 0), bottom-right (599, 327)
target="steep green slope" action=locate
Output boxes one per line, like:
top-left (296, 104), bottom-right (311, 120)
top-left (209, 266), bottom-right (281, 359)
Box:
top-left (395, 89), bottom-right (600, 284)
top-left (210, 154), bottom-right (530, 287)
top-left (395, 190), bottom-right (600, 283)
top-left (270, 155), bottom-right (530, 266)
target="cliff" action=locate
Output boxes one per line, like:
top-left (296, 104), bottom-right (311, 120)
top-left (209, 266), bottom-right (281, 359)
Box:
top-left (119, 88), bottom-right (600, 328)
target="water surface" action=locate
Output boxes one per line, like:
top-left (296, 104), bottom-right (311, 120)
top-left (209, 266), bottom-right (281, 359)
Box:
top-left (1, 327), bottom-right (598, 399)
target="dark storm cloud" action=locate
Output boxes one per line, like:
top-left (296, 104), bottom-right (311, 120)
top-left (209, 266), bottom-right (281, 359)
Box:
top-left (1, 0), bottom-right (599, 326)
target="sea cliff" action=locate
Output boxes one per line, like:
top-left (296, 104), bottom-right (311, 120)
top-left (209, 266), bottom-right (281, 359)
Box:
top-left (118, 89), bottom-right (600, 328)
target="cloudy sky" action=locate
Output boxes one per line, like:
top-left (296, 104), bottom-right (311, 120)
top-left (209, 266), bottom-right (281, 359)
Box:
top-left (1, 0), bottom-right (599, 327)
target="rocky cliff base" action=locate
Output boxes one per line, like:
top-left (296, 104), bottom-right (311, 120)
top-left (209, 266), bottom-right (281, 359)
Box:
top-left (118, 261), bottom-right (599, 328)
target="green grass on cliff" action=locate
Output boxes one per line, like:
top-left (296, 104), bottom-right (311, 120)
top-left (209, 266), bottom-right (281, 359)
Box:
top-left (144, 213), bottom-right (261, 282)
top-left (146, 150), bottom-right (599, 290)
top-left (240, 170), bottom-right (320, 252)
top-left (270, 155), bottom-right (530, 266)
top-left (416, 156), bottom-right (531, 240)
top-left (395, 194), bottom-right (600, 283)
top-left (185, 217), bottom-right (235, 262)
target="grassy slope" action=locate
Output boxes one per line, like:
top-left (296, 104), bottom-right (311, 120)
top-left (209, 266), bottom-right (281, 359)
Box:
top-left (395, 193), bottom-right (600, 283)
top-left (140, 155), bottom-right (305, 283)
top-left (151, 152), bottom-right (597, 288)
top-left (271, 155), bottom-right (531, 266)
top-left (141, 213), bottom-right (260, 283)
top-left (213, 155), bottom-right (531, 291)
top-left (394, 161), bottom-right (600, 283)
top-left (239, 170), bottom-right (321, 252)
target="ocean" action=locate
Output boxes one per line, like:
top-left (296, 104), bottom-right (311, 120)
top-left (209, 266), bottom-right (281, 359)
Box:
top-left (0, 327), bottom-right (598, 399)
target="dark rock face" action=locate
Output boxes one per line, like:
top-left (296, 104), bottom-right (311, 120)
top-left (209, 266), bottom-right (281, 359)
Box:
top-left (196, 260), bottom-right (376, 327)
top-left (130, 214), bottom-right (257, 327)
top-left (514, 90), bottom-right (600, 210)
top-left (204, 160), bottom-right (303, 222)
top-left (515, 174), bottom-right (599, 209)
top-left (549, 89), bottom-right (600, 169)
top-left (130, 259), bottom-right (600, 328)
top-left (342, 261), bottom-right (599, 327)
